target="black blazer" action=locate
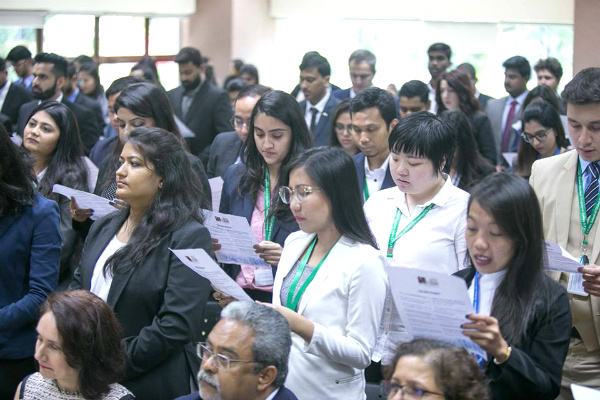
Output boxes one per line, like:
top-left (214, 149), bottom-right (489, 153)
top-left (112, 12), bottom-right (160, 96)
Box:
top-left (17, 99), bottom-right (102, 155)
top-left (332, 88), bottom-right (352, 101)
top-left (207, 131), bottom-right (243, 179)
top-left (70, 212), bottom-right (212, 399)
top-left (72, 91), bottom-right (105, 130)
top-left (454, 267), bottom-right (572, 400)
top-left (353, 152), bottom-right (395, 202)
top-left (167, 81), bottom-right (233, 161)
top-left (1, 83), bottom-right (32, 132)
top-left (299, 95), bottom-right (341, 146)
top-left (471, 112), bottom-right (498, 165)
top-left (89, 135), bottom-right (118, 169)
top-left (478, 93), bottom-right (494, 111)
top-left (219, 163), bottom-right (299, 287)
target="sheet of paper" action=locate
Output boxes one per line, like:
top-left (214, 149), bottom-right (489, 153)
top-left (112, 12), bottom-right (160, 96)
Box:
top-left (568, 273), bottom-right (589, 297)
top-left (202, 210), bottom-right (270, 267)
top-left (52, 184), bottom-right (117, 220)
top-left (545, 241), bottom-right (583, 274)
top-left (502, 152), bottom-right (518, 167)
top-left (572, 383), bottom-right (600, 400)
top-left (170, 248), bottom-right (253, 302)
top-left (209, 177), bottom-right (224, 212)
top-left (387, 266), bottom-right (487, 360)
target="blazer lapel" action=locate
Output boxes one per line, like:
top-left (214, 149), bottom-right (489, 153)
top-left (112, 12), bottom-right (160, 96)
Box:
top-left (0, 214), bottom-right (18, 238)
top-left (106, 262), bottom-right (137, 308)
top-left (556, 152), bottom-right (578, 249)
top-left (275, 233), bottom-right (316, 305)
top-left (382, 165), bottom-right (395, 190)
top-left (172, 88), bottom-right (184, 118)
top-left (185, 82), bottom-right (209, 125)
top-left (242, 193), bottom-right (254, 223)
top-left (81, 215), bottom-right (124, 290)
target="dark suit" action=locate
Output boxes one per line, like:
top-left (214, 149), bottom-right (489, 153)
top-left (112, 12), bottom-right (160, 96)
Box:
top-left (219, 163), bottom-right (299, 300)
top-left (167, 81), bottom-right (233, 162)
top-left (332, 88), bottom-right (352, 101)
top-left (353, 152), bottom-right (395, 201)
top-left (17, 98), bottom-right (102, 155)
top-left (471, 112), bottom-right (498, 165)
top-left (70, 90), bottom-right (105, 130)
top-left (477, 92), bottom-right (494, 111)
top-left (1, 82), bottom-right (32, 132)
top-left (174, 385), bottom-right (299, 400)
top-left (299, 95), bottom-right (341, 147)
top-left (70, 212), bottom-right (213, 400)
top-left (89, 135), bottom-right (118, 168)
top-left (454, 267), bottom-right (572, 400)
top-left (207, 131), bottom-right (243, 179)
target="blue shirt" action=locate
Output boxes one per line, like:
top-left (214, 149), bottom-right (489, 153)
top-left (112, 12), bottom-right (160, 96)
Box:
top-left (15, 75), bottom-right (33, 90)
top-left (579, 156), bottom-right (596, 191)
top-left (67, 87), bottom-right (80, 104)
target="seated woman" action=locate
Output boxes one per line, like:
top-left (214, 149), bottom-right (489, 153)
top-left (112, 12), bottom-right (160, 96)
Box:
top-left (514, 100), bottom-right (568, 179)
top-left (22, 101), bottom-right (97, 289)
top-left (439, 110), bottom-right (495, 192)
top-left (78, 62), bottom-right (109, 126)
top-left (459, 173), bottom-right (571, 399)
top-left (16, 290), bottom-right (133, 399)
top-left (266, 146), bottom-right (388, 400)
top-left (217, 90), bottom-right (313, 302)
top-left (0, 126), bottom-right (61, 399)
top-left (329, 99), bottom-right (359, 157)
top-left (384, 338), bottom-right (490, 400)
top-left (70, 127), bottom-right (213, 399)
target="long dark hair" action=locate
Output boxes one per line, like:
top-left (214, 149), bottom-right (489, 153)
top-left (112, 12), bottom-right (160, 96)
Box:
top-left (239, 90), bottom-right (313, 217)
top-left (0, 125), bottom-right (36, 216)
top-left (468, 173), bottom-right (552, 347)
top-left (23, 101), bottom-right (89, 201)
top-left (40, 290), bottom-right (126, 400)
top-left (78, 62), bottom-right (104, 99)
top-left (439, 110), bottom-right (494, 191)
top-left (329, 99), bottom-right (351, 147)
top-left (436, 70), bottom-right (480, 118)
top-left (104, 127), bottom-right (205, 275)
top-left (282, 147), bottom-right (378, 248)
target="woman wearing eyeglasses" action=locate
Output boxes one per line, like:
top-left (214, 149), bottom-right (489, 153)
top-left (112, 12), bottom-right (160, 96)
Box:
top-left (265, 146), bottom-right (388, 400)
top-left (329, 99), bottom-right (359, 157)
top-left (218, 90), bottom-right (313, 302)
top-left (514, 100), bottom-right (568, 179)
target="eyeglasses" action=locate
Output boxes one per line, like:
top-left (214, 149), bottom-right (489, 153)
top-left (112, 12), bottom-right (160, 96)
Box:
top-left (521, 128), bottom-right (552, 144)
top-left (197, 343), bottom-right (256, 370)
top-left (381, 381), bottom-right (444, 399)
top-left (335, 123), bottom-right (353, 134)
top-left (278, 185), bottom-right (321, 204)
top-left (230, 116), bottom-right (251, 130)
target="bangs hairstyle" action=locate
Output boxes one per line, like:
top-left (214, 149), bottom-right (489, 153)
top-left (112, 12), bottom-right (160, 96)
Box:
top-left (104, 127), bottom-right (205, 275)
top-left (436, 70), bottom-right (480, 117)
top-left (40, 290), bottom-right (126, 400)
top-left (389, 111), bottom-right (456, 173)
top-left (0, 125), bottom-right (36, 216)
top-left (281, 147), bottom-right (378, 249)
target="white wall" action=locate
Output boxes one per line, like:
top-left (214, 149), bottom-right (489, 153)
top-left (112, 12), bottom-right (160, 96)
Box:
top-left (0, 0), bottom-right (196, 15)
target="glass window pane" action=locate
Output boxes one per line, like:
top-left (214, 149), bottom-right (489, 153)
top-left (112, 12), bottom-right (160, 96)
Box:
top-left (149, 18), bottom-right (180, 56)
top-left (0, 28), bottom-right (37, 82)
top-left (99, 16), bottom-right (145, 57)
top-left (98, 62), bottom-right (137, 90)
top-left (43, 15), bottom-right (95, 58)
top-left (156, 61), bottom-right (179, 91)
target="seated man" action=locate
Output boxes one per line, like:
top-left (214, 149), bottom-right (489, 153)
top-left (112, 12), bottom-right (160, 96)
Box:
top-left (176, 301), bottom-right (298, 400)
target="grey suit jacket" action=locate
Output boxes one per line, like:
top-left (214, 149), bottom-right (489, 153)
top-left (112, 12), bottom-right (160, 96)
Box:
top-left (207, 131), bottom-right (243, 179)
top-left (300, 95), bottom-right (341, 146)
top-left (485, 93), bottom-right (528, 162)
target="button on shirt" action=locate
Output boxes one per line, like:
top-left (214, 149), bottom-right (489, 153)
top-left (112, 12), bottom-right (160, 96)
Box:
top-left (364, 177), bottom-right (470, 364)
top-left (304, 87), bottom-right (331, 129)
top-left (364, 155), bottom-right (390, 198)
top-left (500, 90), bottom-right (528, 133)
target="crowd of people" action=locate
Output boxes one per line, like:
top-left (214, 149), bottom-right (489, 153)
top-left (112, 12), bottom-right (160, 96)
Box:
top-left (1, 40), bottom-right (600, 400)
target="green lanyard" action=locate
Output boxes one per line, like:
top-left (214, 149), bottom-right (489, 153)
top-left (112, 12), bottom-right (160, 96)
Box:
top-left (387, 204), bottom-right (436, 258)
top-left (577, 161), bottom-right (600, 264)
top-left (286, 237), bottom-right (338, 310)
top-left (263, 168), bottom-right (275, 241)
top-left (363, 179), bottom-right (370, 202)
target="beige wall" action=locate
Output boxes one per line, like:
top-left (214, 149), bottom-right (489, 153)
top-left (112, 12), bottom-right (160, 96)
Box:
top-left (573, 0), bottom-right (600, 73)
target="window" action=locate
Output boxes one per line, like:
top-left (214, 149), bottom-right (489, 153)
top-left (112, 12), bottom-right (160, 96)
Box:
top-left (43, 15), bottom-right (95, 57)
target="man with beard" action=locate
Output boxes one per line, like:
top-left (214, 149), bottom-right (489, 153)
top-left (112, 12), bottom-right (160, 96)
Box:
top-left (175, 302), bottom-right (298, 400)
top-left (427, 43), bottom-right (452, 113)
top-left (16, 52), bottom-right (101, 154)
top-left (0, 57), bottom-right (32, 133)
top-left (6, 46), bottom-right (34, 90)
top-left (167, 47), bottom-right (232, 165)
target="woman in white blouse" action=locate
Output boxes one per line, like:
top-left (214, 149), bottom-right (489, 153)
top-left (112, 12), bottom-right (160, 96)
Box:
top-left (266, 147), bottom-right (388, 400)
top-left (363, 111), bottom-right (470, 366)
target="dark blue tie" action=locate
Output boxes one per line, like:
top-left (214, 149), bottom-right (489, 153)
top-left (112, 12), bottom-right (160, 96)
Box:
top-left (585, 162), bottom-right (600, 218)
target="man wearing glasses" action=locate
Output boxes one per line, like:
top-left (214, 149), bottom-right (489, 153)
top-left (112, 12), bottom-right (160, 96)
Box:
top-left (176, 301), bottom-right (298, 400)
top-left (6, 46), bottom-right (34, 90)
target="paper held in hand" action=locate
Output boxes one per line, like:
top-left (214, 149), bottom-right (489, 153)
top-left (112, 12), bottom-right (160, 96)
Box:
top-left (52, 184), bottom-right (117, 220)
top-left (545, 241), bottom-right (588, 297)
top-left (202, 210), bottom-right (270, 267)
top-left (170, 248), bottom-right (252, 302)
top-left (387, 266), bottom-right (487, 361)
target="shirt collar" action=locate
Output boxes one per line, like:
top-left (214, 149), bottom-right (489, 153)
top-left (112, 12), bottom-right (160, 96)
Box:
top-left (265, 388), bottom-right (280, 400)
top-left (364, 154), bottom-right (390, 174)
top-left (580, 156), bottom-right (592, 173)
top-left (38, 92), bottom-right (63, 105)
top-left (394, 174), bottom-right (453, 211)
top-left (307, 87), bottom-right (331, 113)
top-left (507, 90), bottom-right (529, 106)
top-left (67, 87), bottom-right (80, 104)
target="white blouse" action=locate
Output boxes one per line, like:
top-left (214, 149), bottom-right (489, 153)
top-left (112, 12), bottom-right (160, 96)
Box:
top-left (467, 269), bottom-right (508, 317)
top-left (90, 235), bottom-right (126, 301)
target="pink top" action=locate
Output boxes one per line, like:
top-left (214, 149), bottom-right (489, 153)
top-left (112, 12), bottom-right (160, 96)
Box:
top-left (235, 188), bottom-right (273, 292)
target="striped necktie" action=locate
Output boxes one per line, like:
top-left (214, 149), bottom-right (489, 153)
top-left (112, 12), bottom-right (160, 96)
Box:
top-left (585, 162), bottom-right (600, 218)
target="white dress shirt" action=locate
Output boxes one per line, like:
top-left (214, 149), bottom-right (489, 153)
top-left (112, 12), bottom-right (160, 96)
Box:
top-left (90, 235), bottom-right (126, 301)
top-left (467, 269), bottom-right (507, 317)
top-left (0, 80), bottom-right (11, 112)
top-left (428, 82), bottom-right (437, 114)
top-left (304, 87), bottom-right (331, 129)
top-left (364, 155), bottom-right (390, 198)
top-left (500, 90), bottom-right (529, 133)
top-left (364, 177), bottom-right (470, 364)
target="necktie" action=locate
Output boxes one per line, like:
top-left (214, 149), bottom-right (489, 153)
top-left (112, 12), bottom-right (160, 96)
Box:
top-left (501, 100), bottom-right (518, 152)
top-left (585, 163), bottom-right (600, 218)
top-left (310, 107), bottom-right (318, 132)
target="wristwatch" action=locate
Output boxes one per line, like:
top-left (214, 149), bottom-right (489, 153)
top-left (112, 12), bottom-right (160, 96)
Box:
top-left (494, 345), bottom-right (512, 365)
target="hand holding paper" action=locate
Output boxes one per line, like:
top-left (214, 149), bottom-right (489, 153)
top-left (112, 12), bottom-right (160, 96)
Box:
top-left (53, 184), bottom-right (118, 220)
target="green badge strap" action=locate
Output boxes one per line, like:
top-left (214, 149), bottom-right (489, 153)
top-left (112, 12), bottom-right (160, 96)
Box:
top-left (264, 168), bottom-right (275, 241)
top-left (363, 179), bottom-right (370, 202)
top-left (386, 204), bottom-right (436, 258)
top-left (577, 160), bottom-right (600, 264)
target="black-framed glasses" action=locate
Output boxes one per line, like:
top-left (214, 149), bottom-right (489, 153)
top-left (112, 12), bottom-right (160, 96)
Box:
top-left (521, 128), bottom-right (552, 144)
top-left (278, 185), bottom-right (322, 204)
top-left (230, 116), bottom-right (251, 130)
top-left (334, 123), bottom-right (353, 134)
top-left (381, 381), bottom-right (444, 399)
top-left (197, 343), bottom-right (256, 370)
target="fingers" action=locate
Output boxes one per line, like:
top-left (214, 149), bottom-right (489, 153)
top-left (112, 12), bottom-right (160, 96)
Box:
top-left (212, 243), bottom-right (222, 251)
top-left (255, 241), bottom-right (283, 251)
top-left (466, 314), bottom-right (499, 325)
top-left (70, 197), bottom-right (79, 209)
top-left (582, 281), bottom-right (600, 297)
top-left (110, 199), bottom-right (128, 210)
top-left (70, 199), bottom-right (93, 222)
top-left (579, 265), bottom-right (600, 276)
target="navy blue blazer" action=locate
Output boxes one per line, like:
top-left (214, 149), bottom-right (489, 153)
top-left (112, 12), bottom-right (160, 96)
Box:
top-left (174, 385), bottom-right (299, 400)
top-left (299, 95), bottom-right (341, 146)
top-left (89, 135), bottom-right (118, 169)
top-left (352, 152), bottom-right (395, 201)
top-left (333, 88), bottom-right (352, 101)
top-left (219, 163), bottom-right (299, 281)
top-left (0, 193), bottom-right (61, 359)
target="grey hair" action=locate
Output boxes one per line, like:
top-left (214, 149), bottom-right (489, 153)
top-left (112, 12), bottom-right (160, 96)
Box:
top-left (348, 49), bottom-right (377, 73)
top-left (221, 302), bottom-right (292, 388)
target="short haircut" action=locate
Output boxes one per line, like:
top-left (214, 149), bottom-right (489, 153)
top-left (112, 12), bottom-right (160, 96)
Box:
top-left (456, 63), bottom-right (476, 81)
top-left (67, 62), bottom-right (77, 79)
top-left (73, 55), bottom-right (94, 67)
top-left (6, 45), bottom-right (32, 62)
top-left (226, 78), bottom-right (249, 93)
top-left (299, 52), bottom-right (331, 77)
top-left (105, 76), bottom-right (141, 99)
top-left (0, 57), bottom-right (5, 73)
top-left (236, 84), bottom-right (271, 103)
top-left (562, 67), bottom-right (600, 105)
top-left (534, 57), bottom-right (563, 81)
top-left (502, 56), bottom-right (531, 80)
top-left (388, 111), bottom-right (456, 173)
top-left (221, 302), bottom-right (291, 388)
top-left (348, 49), bottom-right (376, 74)
top-left (239, 64), bottom-right (259, 83)
top-left (399, 80), bottom-right (429, 104)
top-left (350, 87), bottom-right (398, 128)
top-left (175, 47), bottom-right (202, 67)
top-left (428, 43), bottom-right (452, 61)
top-left (33, 52), bottom-right (68, 79)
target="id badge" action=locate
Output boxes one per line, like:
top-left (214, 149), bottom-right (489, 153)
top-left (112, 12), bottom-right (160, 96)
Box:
top-left (254, 267), bottom-right (274, 287)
